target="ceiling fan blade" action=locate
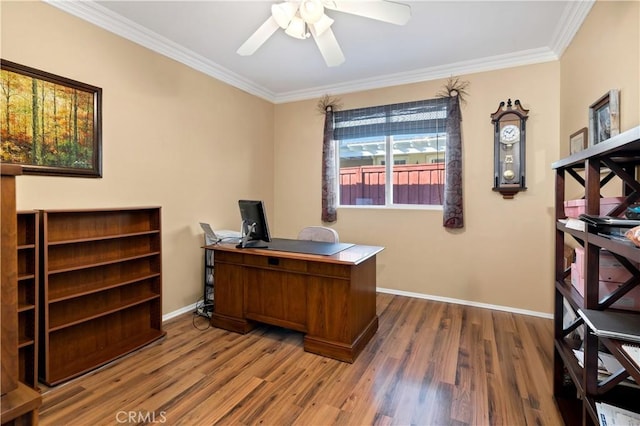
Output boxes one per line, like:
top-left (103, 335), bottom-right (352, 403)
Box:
top-left (325, 0), bottom-right (411, 25)
top-left (237, 16), bottom-right (280, 56)
top-left (309, 25), bottom-right (345, 67)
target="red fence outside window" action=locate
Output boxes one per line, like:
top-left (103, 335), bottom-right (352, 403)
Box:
top-left (339, 163), bottom-right (445, 205)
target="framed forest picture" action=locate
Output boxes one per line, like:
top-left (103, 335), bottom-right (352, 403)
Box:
top-left (0, 59), bottom-right (102, 177)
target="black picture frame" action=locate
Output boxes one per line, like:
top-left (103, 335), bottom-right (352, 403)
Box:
top-left (589, 89), bottom-right (620, 146)
top-left (0, 59), bottom-right (102, 177)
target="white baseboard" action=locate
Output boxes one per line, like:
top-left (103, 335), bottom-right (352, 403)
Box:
top-left (376, 287), bottom-right (553, 319)
top-left (163, 302), bottom-right (198, 322)
top-left (163, 290), bottom-right (553, 323)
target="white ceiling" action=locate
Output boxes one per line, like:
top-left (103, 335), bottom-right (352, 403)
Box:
top-left (46, 0), bottom-right (594, 103)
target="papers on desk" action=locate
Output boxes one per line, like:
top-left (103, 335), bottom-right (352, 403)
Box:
top-left (215, 230), bottom-right (242, 243)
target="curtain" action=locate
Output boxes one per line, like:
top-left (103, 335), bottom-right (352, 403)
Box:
top-left (321, 105), bottom-right (337, 223)
top-left (442, 94), bottom-right (464, 228)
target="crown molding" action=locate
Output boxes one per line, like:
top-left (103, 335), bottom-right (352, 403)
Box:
top-left (549, 0), bottom-right (595, 58)
top-left (44, 0), bottom-right (592, 105)
top-left (273, 0), bottom-right (594, 103)
top-left (273, 47), bottom-right (559, 103)
top-left (43, 0), bottom-right (277, 102)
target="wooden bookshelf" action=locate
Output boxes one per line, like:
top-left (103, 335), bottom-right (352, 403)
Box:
top-left (552, 126), bottom-right (640, 425)
top-left (1, 165), bottom-right (41, 426)
top-left (39, 207), bottom-right (166, 386)
top-left (1, 165), bottom-right (21, 397)
top-left (17, 211), bottom-right (39, 390)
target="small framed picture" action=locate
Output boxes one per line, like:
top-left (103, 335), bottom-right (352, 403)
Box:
top-left (589, 89), bottom-right (620, 146)
top-left (569, 127), bottom-right (588, 154)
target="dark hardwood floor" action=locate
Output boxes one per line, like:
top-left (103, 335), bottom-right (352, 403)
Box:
top-left (38, 293), bottom-right (563, 425)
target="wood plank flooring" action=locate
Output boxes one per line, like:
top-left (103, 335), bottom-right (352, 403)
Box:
top-left (37, 293), bottom-right (563, 425)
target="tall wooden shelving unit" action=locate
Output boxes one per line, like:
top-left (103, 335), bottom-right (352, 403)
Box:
top-left (17, 211), bottom-right (39, 389)
top-left (39, 207), bottom-right (165, 386)
top-left (1, 165), bottom-right (41, 426)
top-left (553, 126), bottom-right (640, 425)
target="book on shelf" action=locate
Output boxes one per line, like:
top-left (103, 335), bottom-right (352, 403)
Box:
top-left (597, 232), bottom-right (636, 245)
top-left (560, 218), bottom-right (586, 231)
top-left (578, 309), bottom-right (640, 343)
top-left (572, 349), bottom-right (615, 374)
top-left (596, 401), bottom-right (640, 425)
top-left (622, 343), bottom-right (640, 367)
top-left (561, 215), bottom-right (639, 242)
top-left (572, 349), bottom-right (637, 385)
top-left (579, 214), bottom-right (640, 228)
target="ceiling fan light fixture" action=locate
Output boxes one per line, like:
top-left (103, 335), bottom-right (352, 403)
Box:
top-left (285, 16), bottom-right (309, 39)
top-left (239, 0), bottom-right (411, 67)
top-left (311, 14), bottom-right (334, 36)
top-left (271, 2), bottom-right (298, 29)
top-left (299, 0), bottom-right (324, 24)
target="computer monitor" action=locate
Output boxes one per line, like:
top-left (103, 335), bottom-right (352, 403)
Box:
top-left (237, 200), bottom-right (271, 248)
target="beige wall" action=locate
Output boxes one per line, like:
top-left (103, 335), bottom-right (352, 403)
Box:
top-left (559, 1), bottom-right (639, 213)
top-left (1, 1), bottom-right (275, 314)
top-left (274, 63), bottom-right (561, 314)
top-left (560, 0), bottom-right (639, 149)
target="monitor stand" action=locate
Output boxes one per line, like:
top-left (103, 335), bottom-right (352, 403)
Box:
top-left (236, 221), bottom-right (268, 248)
top-left (236, 239), bottom-right (268, 249)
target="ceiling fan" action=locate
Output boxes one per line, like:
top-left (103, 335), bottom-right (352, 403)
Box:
top-left (237, 0), bottom-right (411, 67)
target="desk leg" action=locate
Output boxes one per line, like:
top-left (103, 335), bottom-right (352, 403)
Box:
top-left (304, 256), bottom-right (378, 363)
top-left (304, 315), bottom-right (378, 363)
top-left (210, 313), bottom-right (255, 334)
top-left (211, 260), bottom-right (256, 334)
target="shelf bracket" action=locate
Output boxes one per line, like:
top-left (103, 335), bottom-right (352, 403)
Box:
top-left (598, 277), bottom-right (639, 309)
top-left (597, 368), bottom-right (630, 395)
top-left (562, 317), bottom-right (584, 337)
top-left (567, 168), bottom-right (585, 187)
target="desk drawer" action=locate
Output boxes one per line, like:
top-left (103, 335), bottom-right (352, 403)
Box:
top-left (214, 250), bottom-right (243, 265)
top-left (308, 262), bottom-right (350, 279)
top-left (243, 255), bottom-right (308, 273)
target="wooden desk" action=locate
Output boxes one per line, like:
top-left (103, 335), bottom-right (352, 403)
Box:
top-left (207, 243), bottom-right (383, 363)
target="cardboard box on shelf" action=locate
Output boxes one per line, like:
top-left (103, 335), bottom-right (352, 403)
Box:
top-left (563, 196), bottom-right (625, 219)
top-left (570, 263), bottom-right (640, 311)
top-left (574, 246), bottom-right (636, 283)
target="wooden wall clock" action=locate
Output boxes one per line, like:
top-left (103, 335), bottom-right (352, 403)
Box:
top-left (491, 99), bottom-right (529, 199)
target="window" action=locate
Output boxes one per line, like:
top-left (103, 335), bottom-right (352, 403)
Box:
top-left (334, 99), bottom-right (448, 207)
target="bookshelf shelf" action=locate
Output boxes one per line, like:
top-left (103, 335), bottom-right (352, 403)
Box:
top-left (553, 125), bottom-right (640, 425)
top-left (39, 207), bottom-right (166, 386)
top-left (16, 211), bottom-right (39, 389)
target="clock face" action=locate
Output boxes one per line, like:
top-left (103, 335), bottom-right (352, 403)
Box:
top-left (500, 124), bottom-right (520, 143)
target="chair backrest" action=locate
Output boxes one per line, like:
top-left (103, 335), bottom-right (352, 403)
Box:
top-left (297, 226), bottom-right (339, 243)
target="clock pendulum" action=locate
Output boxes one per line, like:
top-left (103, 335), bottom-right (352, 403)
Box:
top-left (500, 124), bottom-right (520, 182)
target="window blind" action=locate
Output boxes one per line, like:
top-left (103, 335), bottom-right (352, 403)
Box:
top-left (333, 98), bottom-right (448, 139)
